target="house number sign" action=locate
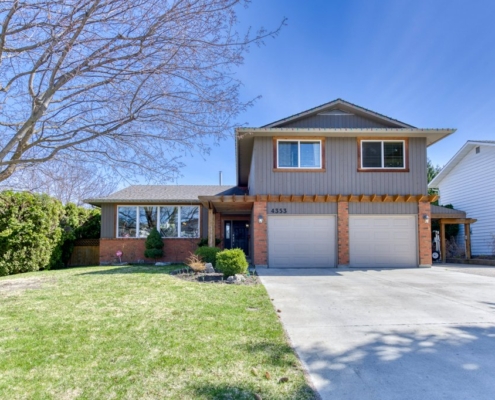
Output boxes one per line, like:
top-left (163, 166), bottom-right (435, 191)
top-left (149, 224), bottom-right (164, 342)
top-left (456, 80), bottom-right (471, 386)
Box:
top-left (270, 208), bottom-right (287, 214)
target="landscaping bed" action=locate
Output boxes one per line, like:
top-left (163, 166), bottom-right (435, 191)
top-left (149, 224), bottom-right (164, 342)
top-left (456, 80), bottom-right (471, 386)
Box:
top-left (171, 269), bottom-right (260, 285)
top-left (0, 265), bottom-right (316, 400)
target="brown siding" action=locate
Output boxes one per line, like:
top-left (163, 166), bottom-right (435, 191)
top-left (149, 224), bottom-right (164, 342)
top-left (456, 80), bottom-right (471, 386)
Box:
top-left (251, 137), bottom-right (428, 195)
top-left (281, 113), bottom-right (390, 129)
top-left (267, 202), bottom-right (337, 214)
top-left (101, 204), bottom-right (115, 238)
top-left (349, 202), bottom-right (418, 214)
top-left (201, 206), bottom-right (208, 239)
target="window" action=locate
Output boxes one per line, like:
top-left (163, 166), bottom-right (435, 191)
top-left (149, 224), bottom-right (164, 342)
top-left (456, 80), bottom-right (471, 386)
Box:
top-left (275, 138), bottom-right (324, 170)
top-left (117, 205), bottom-right (200, 238)
top-left (359, 139), bottom-right (407, 170)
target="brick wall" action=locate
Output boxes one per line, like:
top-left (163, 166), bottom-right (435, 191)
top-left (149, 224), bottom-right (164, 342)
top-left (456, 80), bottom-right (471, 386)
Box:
top-left (99, 238), bottom-right (198, 264)
top-left (418, 202), bottom-right (432, 267)
top-left (252, 202), bottom-right (267, 266)
top-left (338, 201), bottom-right (350, 266)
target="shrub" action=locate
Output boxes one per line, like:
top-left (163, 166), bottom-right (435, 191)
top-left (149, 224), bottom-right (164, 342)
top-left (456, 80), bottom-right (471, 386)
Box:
top-left (185, 253), bottom-right (205, 274)
top-left (50, 204), bottom-right (101, 269)
top-left (195, 246), bottom-right (221, 266)
top-left (216, 248), bottom-right (248, 277)
top-left (144, 228), bottom-right (164, 260)
top-left (197, 238), bottom-right (221, 247)
top-left (0, 191), bottom-right (63, 276)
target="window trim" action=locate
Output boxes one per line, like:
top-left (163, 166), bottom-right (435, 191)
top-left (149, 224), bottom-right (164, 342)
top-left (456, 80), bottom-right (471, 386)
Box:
top-left (357, 138), bottom-right (409, 172)
top-left (116, 204), bottom-right (201, 239)
top-left (273, 137), bottom-right (326, 172)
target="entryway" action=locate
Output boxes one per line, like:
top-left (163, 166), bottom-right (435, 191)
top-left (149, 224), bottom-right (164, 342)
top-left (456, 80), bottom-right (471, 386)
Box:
top-left (224, 220), bottom-right (250, 256)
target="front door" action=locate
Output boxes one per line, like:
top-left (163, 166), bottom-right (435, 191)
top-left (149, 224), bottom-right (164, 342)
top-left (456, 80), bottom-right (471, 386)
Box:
top-left (224, 221), bottom-right (249, 256)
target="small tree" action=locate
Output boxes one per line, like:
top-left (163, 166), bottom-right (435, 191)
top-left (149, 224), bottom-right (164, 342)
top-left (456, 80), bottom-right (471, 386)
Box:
top-left (144, 228), bottom-right (164, 261)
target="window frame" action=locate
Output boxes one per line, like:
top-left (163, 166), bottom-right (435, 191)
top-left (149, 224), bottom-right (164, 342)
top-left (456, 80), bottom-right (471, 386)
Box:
top-left (273, 137), bottom-right (326, 172)
top-left (116, 205), bottom-right (201, 239)
top-left (357, 138), bottom-right (409, 172)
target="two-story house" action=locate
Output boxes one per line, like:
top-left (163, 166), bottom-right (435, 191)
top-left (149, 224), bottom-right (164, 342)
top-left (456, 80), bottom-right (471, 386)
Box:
top-left (86, 99), bottom-right (455, 268)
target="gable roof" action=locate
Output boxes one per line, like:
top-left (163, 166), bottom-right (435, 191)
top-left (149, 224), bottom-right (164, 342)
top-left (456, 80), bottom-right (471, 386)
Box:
top-left (262, 98), bottom-right (415, 129)
top-left (428, 141), bottom-right (495, 188)
top-left (85, 185), bottom-right (246, 206)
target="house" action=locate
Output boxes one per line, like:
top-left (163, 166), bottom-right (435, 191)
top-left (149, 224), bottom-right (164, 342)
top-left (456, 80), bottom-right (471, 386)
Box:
top-left (86, 99), bottom-right (456, 268)
top-left (428, 141), bottom-right (495, 255)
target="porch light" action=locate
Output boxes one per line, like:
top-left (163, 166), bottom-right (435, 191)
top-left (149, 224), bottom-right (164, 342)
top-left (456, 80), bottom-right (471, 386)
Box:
top-left (258, 215), bottom-right (264, 224)
top-left (245, 223), bottom-right (250, 228)
top-left (423, 214), bottom-right (429, 224)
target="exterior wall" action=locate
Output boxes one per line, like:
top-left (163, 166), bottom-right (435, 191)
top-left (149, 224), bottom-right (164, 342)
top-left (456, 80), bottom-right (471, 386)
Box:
top-left (267, 202), bottom-right (337, 214)
top-left (418, 202), bottom-right (432, 266)
top-left (99, 238), bottom-right (198, 264)
top-left (337, 202), bottom-right (350, 266)
top-left (349, 202), bottom-right (418, 214)
top-left (280, 113), bottom-right (390, 129)
top-left (101, 204), bottom-right (115, 238)
top-left (201, 207), bottom-right (208, 238)
top-left (438, 145), bottom-right (495, 255)
top-left (251, 137), bottom-right (427, 195)
top-left (248, 149), bottom-right (256, 194)
top-left (252, 202), bottom-right (267, 266)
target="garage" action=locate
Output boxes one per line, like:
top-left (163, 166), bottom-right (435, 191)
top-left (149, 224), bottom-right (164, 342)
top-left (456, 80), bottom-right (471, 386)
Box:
top-left (268, 215), bottom-right (336, 268)
top-left (349, 215), bottom-right (417, 268)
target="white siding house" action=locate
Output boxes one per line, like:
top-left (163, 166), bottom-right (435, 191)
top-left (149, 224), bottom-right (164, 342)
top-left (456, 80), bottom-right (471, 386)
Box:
top-left (429, 141), bottom-right (495, 255)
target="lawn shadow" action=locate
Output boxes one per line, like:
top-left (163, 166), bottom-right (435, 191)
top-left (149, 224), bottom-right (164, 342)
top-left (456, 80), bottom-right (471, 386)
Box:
top-left (190, 381), bottom-right (318, 400)
top-left (294, 324), bottom-right (495, 399)
top-left (77, 265), bottom-right (184, 276)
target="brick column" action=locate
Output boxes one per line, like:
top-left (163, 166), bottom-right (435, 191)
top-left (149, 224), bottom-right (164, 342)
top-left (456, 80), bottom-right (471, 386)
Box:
top-left (337, 201), bottom-right (350, 267)
top-left (418, 202), bottom-right (432, 267)
top-left (253, 202), bottom-right (268, 267)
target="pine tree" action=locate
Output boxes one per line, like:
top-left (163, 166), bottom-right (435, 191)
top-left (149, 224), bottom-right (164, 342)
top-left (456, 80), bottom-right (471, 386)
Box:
top-left (144, 228), bottom-right (164, 260)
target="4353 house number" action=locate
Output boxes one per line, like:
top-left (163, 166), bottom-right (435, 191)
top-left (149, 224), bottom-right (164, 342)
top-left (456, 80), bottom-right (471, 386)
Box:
top-left (270, 208), bottom-right (287, 214)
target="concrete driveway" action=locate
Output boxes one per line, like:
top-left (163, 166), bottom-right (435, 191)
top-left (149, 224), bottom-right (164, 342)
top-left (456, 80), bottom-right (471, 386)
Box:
top-left (257, 265), bottom-right (495, 400)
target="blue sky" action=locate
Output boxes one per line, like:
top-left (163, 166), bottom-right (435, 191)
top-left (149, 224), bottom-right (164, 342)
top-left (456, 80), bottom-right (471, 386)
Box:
top-left (177, 0), bottom-right (495, 185)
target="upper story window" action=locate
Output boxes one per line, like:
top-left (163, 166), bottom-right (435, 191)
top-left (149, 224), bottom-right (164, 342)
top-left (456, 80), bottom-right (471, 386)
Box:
top-left (274, 138), bottom-right (325, 171)
top-left (358, 139), bottom-right (409, 172)
top-left (117, 205), bottom-right (199, 238)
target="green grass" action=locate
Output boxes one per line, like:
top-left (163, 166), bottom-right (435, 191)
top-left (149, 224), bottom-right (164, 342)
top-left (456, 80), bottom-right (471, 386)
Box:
top-left (0, 266), bottom-right (316, 399)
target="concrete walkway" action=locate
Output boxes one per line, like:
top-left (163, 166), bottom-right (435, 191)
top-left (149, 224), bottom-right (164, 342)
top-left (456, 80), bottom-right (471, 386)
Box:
top-left (257, 265), bottom-right (495, 400)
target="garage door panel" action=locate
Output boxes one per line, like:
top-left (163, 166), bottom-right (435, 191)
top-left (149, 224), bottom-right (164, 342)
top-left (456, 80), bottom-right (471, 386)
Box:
top-left (268, 215), bottom-right (336, 268)
top-left (350, 216), bottom-right (417, 268)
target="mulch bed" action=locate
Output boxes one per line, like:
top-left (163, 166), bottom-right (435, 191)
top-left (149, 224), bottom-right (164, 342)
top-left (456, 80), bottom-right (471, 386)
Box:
top-left (170, 269), bottom-right (260, 285)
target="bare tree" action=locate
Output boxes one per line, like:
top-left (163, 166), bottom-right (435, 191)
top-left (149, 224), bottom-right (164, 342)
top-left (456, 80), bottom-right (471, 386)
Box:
top-left (0, 0), bottom-right (283, 183)
top-left (0, 157), bottom-right (117, 204)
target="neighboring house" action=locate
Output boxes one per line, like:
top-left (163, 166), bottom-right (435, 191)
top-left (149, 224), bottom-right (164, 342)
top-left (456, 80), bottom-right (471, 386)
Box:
top-left (86, 99), bottom-right (456, 268)
top-left (429, 141), bottom-right (495, 255)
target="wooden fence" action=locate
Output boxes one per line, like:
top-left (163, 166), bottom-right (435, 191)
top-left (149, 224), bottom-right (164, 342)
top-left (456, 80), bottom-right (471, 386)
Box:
top-left (69, 239), bottom-right (100, 266)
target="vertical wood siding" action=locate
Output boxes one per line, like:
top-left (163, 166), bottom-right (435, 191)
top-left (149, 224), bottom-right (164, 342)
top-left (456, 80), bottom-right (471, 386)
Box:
top-left (267, 202), bottom-right (337, 215)
top-left (349, 202), bottom-right (418, 214)
top-left (281, 114), bottom-right (390, 129)
top-left (201, 206), bottom-right (208, 239)
top-left (252, 137), bottom-right (427, 196)
top-left (438, 145), bottom-right (495, 255)
top-left (101, 204), bottom-right (115, 238)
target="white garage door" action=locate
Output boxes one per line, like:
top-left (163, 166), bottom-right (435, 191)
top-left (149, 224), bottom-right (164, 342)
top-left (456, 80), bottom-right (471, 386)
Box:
top-left (349, 215), bottom-right (417, 268)
top-left (268, 215), bottom-right (336, 268)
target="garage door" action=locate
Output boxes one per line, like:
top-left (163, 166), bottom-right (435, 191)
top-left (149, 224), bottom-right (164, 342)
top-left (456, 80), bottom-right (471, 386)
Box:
top-left (268, 215), bottom-right (336, 268)
top-left (349, 215), bottom-right (417, 268)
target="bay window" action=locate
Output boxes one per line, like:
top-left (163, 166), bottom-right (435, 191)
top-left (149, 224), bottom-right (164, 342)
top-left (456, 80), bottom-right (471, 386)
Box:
top-left (117, 205), bottom-right (200, 238)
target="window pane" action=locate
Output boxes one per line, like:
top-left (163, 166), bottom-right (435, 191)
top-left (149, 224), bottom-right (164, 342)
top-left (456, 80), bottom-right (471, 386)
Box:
top-left (300, 142), bottom-right (321, 167)
top-left (278, 142), bottom-right (298, 167)
top-left (180, 206), bottom-right (199, 238)
top-left (138, 206), bottom-right (157, 238)
top-left (159, 206), bottom-right (178, 238)
top-left (384, 142), bottom-right (404, 168)
top-left (362, 142), bottom-right (382, 168)
top-left (118, 206), bottom-right (137, 238)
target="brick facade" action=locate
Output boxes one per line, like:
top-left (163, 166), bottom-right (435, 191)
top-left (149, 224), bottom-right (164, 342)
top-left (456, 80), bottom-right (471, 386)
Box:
top-left (418, 202), bottom-right (432, 267)
top-left (252, 202), bottom-right (268, 266)
top-left (99, 238), bottom-right (198, 264)
top-left (337, 201), bottom-right (350, 266)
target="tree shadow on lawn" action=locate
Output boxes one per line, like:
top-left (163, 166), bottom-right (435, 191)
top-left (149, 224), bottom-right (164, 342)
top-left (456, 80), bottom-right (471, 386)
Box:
top-left (77, 264), bottom-right (185, 275)
top-left (292, 324), bottom-right (495, 400)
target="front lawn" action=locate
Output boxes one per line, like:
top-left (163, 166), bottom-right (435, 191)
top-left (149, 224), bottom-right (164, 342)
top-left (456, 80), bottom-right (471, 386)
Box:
top-left (0, 266), bottom-right (316, 399)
